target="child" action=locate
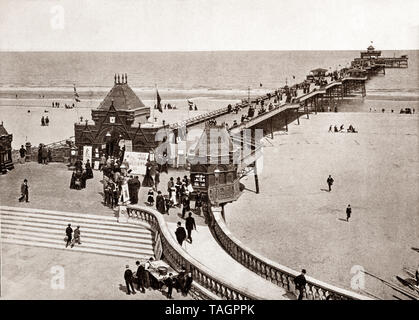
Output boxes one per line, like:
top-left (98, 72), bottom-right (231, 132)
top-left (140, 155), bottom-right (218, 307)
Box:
top-left (147, 188), bottom-right (154, 206)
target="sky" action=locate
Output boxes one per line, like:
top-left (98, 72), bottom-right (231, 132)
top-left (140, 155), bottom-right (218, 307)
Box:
top-left (0, 0), bottom-right (418, 51)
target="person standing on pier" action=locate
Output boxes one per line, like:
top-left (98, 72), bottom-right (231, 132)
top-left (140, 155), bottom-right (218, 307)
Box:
top-left (175, 221), bottom-right (187, 247)
top-left (156, 191), bottom-right (166, 215)
top-left (65, 224), bottom-right (73, 248)
top-left (18, 179), bottom-right (29, 202)
top-left (19, 145), bottom-right (26, 164)
top-left (124, 265), bottom-right (136, 295)
top-left (294, 269), bottom-right (307, 300)
top-left (185, 212), bottom-right (196, 243)
top-left (327, 175), bottom-right (334, 192)
top-left (346, 205), bottom-right (352, 222)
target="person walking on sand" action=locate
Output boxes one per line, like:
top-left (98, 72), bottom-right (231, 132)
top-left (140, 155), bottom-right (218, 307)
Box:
top-left (65, 224), bottom-right (73, 248)
top-left (328, 125), bottom-right (332, 132)
top-left (327, 175), bottom-right (334, 192)
top-left (294, 269), bottom-right (307, 300)
top-left (124, 265), bottom-right (136, 295)
top-left (346, 204), bottom-right (351, 222)
top-left (45, 116), bottom-right (49, 126)
top-left (71, 226), bottom-right (81, 247)
top-left (18, 179), bottom-right (29, 202)
top-left (185, 212), bottom-right (196, 243)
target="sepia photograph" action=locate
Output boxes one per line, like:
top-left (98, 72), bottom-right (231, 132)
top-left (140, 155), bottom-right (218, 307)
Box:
top-left (0, 0), bottom-right (418, 308)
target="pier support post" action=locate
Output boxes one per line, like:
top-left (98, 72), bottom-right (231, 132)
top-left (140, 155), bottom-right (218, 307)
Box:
top-left (285, 114), bottom-right (288, 132)
top-left (296, 109), bottom-right (300, 125)
top-left (270, 118), bottom-right (274, 139)
top-left (254, 161), bottom-right (260, 194)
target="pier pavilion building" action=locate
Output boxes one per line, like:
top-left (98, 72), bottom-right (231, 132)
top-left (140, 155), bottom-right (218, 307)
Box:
top-left (74, 74), bottom-right (162, 164)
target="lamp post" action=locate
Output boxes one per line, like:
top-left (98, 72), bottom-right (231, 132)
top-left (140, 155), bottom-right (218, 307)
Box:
top-left (213, 168), bottom-right (225, 219)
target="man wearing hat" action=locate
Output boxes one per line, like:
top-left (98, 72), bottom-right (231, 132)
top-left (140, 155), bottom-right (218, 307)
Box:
top-left (124, 265), bottom-right (136, 295)
top-left (18, 179), bottom-right (29, 202)
top-left (71, 226), bottom-right (81, 248)
top-left (65, 224), bottom-right (73, 248)
top-left (175, 221), bottom-right (187, 246)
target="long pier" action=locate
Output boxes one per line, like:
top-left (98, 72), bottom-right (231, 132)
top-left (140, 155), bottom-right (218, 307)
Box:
top-left (168, 46), bottom-right (408, 141)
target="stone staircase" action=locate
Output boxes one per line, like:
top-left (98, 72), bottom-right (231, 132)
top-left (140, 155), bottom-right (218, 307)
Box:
top-left (0, 206), bottom-right (155, 260)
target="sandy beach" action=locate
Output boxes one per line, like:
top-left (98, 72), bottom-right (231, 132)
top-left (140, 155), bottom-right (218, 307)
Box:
top-left (0, 96), bottom-right (239, 149)
top-left (225, 112), bottom-right (418, 299)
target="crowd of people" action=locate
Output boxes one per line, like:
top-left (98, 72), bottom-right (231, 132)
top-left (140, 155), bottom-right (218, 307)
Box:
top-left (37, 144), bottom-right (52, 164)
top-left (123, 261), bottom-right (193, 298)
top-left (69, 158), bottom-right (94, 190)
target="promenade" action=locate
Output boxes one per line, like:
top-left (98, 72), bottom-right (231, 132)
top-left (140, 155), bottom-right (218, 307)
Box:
top-left (165, 222), bottom-right (293, 300)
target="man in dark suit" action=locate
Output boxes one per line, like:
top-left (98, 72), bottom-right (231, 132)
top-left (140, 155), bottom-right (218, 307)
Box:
top-left (135, 261), bottom-right (146, 293)
top-left (346, 204), bottom-right (352, 222)
top-left (294, 269), bottom-right (307, 300)
top-left (185, 212), bottom-right (196, 243)
top-left (65, 224), bottom-right (73, 248)
top-left (18, 179), bottom-right (29, 202)
top-left (181, 195), bottom-right (190, 218)
top-left (175, 222), bottom-right (186, 246)
top-left (327, 175), bottom-right (334, 192)
top-left (124, 265), bottom-right (136, 295)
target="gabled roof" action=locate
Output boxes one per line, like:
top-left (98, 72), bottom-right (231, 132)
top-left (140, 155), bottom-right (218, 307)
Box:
top-left (97, 79), bottom-right (146, 111)
top-left (0, 123), bottom-right (9, 136)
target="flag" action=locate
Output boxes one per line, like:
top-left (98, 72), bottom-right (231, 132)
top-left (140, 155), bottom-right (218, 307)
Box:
top-left (156, 89), bottom-right (162, 113)
top-left (187, 100), bottom-right (194, 107)
top-left (259, 83), bottom-right (263, 87)
top-left (74, 84), bottom-right (80, 102)
top-left (292, 75), bottom-right (295, 79)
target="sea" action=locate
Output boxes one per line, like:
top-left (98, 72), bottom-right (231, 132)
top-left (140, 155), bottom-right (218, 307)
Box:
top-left (0, 50), bottom-right (418, 149)
top-left (0, 50), bottom-right (418, 110)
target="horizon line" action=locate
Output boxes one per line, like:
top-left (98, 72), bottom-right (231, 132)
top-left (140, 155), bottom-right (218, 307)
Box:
top-left (0, 48), bottom-right (418, 53)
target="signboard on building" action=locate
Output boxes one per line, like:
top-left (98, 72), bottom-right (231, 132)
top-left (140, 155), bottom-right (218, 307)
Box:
top-left (82, 145), bottom-right (92, 164)
top-left (123, 151), bottom-right (148, 175)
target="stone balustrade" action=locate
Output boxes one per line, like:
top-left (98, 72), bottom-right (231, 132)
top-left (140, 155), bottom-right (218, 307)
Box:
top-left (209, 207), bottom-right (373, 300)
top-left (126, 205), bottom-right (263, 300)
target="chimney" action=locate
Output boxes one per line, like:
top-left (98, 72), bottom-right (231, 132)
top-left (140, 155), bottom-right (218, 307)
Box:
top-left (122, 74), bottom-right (125, 83)
top-left (125, 73), bottom-right (128, 84)
top-left (114, 74), bottom-right (116, 84)
top-left (117, 74), bottom-right (120, 84)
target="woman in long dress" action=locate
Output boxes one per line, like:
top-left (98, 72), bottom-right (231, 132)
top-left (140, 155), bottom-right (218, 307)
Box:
top-left (85, 159), bottom-right (94, 179)
top-left (142, 162), bottom-right (154, 187)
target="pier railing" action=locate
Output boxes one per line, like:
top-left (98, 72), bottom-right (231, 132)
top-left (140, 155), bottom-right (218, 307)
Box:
top-left (208, 207), bottom-right (372, 300)
top-left (126, 205), bottom-right (263, 300)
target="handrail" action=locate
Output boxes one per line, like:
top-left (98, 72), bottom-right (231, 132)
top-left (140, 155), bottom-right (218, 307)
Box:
top-left (208, 207), bottom-right (373, 300)
top-left (126, 205), bottom-right (263, 300)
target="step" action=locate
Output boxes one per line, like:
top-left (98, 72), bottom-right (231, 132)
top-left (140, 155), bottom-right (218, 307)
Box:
top-left (0, 206), bottom-right (118, 221)
top-left (1, 224), bottom-right (153, 245)
top-left (2, 238), bottom-right (152, 260)
top-left (0, 208), bottom-right (151, 230)
top-left (2, 233), bottom-right (155, 256)
top-left (1, 218), bottom-right (153, 240)
top-left (0, 210), bottom-right (151, 234)
top-left (1, 228), bottom-right (153, 247)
